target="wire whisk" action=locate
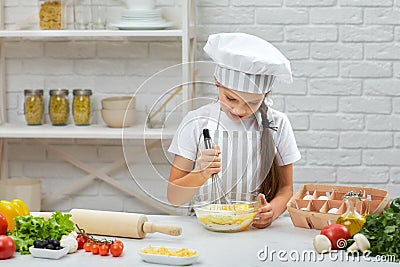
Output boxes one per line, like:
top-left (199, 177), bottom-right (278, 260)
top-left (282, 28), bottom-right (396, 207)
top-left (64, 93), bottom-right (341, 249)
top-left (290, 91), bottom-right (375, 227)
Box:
top-left (203, 129), bottom-right (232, 209)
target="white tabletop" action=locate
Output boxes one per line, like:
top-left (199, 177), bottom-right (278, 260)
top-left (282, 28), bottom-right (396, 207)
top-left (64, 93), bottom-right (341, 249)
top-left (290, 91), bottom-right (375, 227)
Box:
top-left (3, 215), bottom-right (397, 267)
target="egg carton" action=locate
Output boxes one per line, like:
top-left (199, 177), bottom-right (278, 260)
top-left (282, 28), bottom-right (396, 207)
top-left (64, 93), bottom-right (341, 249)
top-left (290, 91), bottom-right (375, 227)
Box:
top-left (286, 184), bottom-right (390, 230)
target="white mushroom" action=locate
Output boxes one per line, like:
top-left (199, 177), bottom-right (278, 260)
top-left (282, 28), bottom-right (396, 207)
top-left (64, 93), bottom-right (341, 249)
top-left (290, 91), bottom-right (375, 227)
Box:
top-left (60, 235), bottom-right (78, 254)
top-left (346, 242), bottom-right (359, 253)
top-left (313, 234), bottom-right (332, 254)
top-left (353, 233), bottom-right (370, 252)
top-left (67, 231), bottom-right (78, 239)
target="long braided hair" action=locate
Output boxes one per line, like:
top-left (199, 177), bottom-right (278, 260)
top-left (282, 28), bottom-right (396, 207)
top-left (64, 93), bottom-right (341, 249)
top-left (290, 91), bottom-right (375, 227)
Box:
top-left (258, 98), bottom-right (280, 203)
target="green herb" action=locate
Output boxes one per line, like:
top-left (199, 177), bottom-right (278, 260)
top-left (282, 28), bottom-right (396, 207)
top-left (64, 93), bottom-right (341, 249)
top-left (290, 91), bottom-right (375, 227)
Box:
top-left (390, 198), bottom-right (400, 213)
top-left (8, 211), bottom-right (74, 255)
top-left (358, 208), bottom-right (400, 262)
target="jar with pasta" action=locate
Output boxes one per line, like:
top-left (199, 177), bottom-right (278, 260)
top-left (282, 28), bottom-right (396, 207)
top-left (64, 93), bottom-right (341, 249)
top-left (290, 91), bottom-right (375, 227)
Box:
top-left (24, 89), bottom-right (44, 125)
top-left (38, 0), bottom-right (66, 30)
top-left (49, 89), bottom-right (69, 126)
top-left (72, 89), bottom-right (92, 126)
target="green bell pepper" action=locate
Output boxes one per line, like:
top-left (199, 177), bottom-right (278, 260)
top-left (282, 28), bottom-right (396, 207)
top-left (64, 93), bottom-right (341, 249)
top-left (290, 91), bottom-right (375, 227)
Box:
top-left (390, 197), bottom-right (400, 213)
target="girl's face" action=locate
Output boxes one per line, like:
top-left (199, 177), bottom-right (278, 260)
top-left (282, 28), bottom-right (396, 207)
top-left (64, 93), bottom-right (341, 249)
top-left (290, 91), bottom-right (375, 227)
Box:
top-left (218, 85), bottom-right (265, 121)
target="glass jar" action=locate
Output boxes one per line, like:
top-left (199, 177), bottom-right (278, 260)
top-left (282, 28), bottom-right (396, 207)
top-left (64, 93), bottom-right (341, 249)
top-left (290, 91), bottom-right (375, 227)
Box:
top-left (49, 89), bottom-right (69, 126)
top-left (72, 89), bottom-right (92, 126)
top-left (24, 89), bottom-right (44, 125)
top-left (38, 0), bottom-right (67, 30)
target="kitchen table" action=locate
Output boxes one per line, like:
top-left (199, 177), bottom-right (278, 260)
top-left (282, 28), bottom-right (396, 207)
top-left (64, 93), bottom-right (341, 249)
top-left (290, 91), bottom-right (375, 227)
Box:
top-left (3, 215), bottom-right (398, 267)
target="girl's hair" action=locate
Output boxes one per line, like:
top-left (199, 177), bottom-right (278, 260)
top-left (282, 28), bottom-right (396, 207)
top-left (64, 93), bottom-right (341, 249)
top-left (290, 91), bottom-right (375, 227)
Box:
top-left (260, 159), bottom-right (279, 202)
top-left (258, 99), bottom-right (280, 202)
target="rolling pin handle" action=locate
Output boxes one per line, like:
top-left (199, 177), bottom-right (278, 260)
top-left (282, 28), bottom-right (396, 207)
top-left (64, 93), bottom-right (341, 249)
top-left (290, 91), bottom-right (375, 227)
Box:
top-left (143, 222), bottom-right (182, 236)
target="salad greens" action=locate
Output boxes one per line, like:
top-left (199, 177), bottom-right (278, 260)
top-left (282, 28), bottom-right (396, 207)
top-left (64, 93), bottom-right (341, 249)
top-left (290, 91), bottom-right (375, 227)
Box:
top-left (358, 208), bottom-right (399, 262)
top-left (8, 211), bottom-right (74, 254)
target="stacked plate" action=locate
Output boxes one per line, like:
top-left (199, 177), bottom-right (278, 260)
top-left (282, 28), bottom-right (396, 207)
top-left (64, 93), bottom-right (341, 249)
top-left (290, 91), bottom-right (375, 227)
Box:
top-left (110, 8), bottom-right (174, 30)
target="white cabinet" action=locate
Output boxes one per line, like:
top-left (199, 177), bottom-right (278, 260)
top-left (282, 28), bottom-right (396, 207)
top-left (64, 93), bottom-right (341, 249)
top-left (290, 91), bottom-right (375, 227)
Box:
top-left (0, 1), bottom-right (196, 139)
top-left (0, 1), bottom-right (196, 214)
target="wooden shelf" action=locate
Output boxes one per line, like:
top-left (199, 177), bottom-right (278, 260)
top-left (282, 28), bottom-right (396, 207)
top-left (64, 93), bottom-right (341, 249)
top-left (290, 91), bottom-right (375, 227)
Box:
top-left (0, 30), bottom-right (184, 39)
top-left (0, 123), bottom-right (177, 139)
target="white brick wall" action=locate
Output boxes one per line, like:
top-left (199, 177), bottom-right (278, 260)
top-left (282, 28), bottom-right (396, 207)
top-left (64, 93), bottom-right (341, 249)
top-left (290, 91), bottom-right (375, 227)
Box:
top-left (3, 1), bottom-right (400, 213)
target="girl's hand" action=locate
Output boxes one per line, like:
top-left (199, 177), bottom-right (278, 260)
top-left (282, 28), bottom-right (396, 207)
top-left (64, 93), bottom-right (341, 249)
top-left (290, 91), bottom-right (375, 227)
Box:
top-left (252, 193), bottom-right (274, 229)
top-left (195, 145), bottom-right (221, 180)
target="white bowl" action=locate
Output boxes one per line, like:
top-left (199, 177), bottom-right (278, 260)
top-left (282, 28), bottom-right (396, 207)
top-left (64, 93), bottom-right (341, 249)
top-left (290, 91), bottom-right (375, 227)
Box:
top-left (139, 246), bottom-right (199, 266)
top-left (101, 96), bottom-right (135, 110)
top-left (29, 246), bottom-right (69, 260)
top-left (101, 108), bottom-right (136, 128)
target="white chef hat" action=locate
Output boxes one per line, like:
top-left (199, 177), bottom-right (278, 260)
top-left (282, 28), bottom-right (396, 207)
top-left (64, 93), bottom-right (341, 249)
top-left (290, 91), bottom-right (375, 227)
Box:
top-left (204, 32), bottom-right (293, 94)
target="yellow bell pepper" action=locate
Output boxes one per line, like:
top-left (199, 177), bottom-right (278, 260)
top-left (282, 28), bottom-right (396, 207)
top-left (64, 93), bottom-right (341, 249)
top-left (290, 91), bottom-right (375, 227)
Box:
top-left (11, 199), bottom-right (30, 216)
top-left (0, 199), bottom-right (30, 232)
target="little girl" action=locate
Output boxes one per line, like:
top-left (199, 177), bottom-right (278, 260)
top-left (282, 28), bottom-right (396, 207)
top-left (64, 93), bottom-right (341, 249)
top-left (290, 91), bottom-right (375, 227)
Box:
top-left (167, 33), bottom-right (301, 228)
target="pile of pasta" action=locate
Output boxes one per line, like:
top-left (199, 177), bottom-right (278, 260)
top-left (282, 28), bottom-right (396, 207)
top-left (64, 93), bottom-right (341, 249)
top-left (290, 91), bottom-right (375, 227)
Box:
top-left (141, 246), bottom-right (198, 257)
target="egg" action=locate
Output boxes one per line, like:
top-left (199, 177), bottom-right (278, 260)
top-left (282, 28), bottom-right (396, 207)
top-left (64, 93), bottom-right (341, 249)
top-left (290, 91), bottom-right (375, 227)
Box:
top-left (303, 195), bottom-right (313, 200)
top-left (317, 196), bottom-right (329, 201)
top-left (328, 208), bottom-right (338, 214)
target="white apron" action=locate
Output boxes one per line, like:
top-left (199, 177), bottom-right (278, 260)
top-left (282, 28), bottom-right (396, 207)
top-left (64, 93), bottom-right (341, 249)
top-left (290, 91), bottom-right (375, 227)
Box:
top-left (189, 104), bottom-right (277, 214)
top-left (197, 127), bottom-right (263, 199)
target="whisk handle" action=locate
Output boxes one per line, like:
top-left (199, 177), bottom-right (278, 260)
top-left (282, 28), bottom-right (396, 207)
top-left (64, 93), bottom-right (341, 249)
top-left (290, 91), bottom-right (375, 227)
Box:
top-left (203, 129), bottom-right (213, 149)
top-left (203, 128), bottom-right (218, 179)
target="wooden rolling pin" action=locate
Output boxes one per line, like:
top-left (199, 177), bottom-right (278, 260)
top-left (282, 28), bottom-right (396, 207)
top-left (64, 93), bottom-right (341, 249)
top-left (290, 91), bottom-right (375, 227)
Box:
top-left (70, 209), bottom-right (182, 239)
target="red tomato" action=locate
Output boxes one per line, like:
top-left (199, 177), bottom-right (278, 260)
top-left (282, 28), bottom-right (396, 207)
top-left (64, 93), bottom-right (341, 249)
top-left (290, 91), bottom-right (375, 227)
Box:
top-left (110, 243), bottom-right (123, 257)
top-left (0, 214), bottom-right (7, 236)
top-left (76, 236), bottom-right (87, 250)
top-left (99, 244), bottom-right (109, 256)
top-left (77, 234), bottom-right (89, 243)
top-left (320, 224), bottom-right (351, 250)
top-left (0, 235), bottom-right (16, 260)
top-left (113, 240), bottom-right (124, 249)
top-left (91, 244), bottom-right (99, 255)
top-left (83, 242), bottom-right (92, 252)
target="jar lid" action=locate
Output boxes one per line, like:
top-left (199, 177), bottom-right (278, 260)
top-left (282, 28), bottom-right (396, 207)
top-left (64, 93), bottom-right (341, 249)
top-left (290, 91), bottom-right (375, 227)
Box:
top-left (73, 89), bottom-right (92, 96)
top-left (24, 89), bottom-right (43, 96)
top-left (49, 89), bottom-right (69, 96)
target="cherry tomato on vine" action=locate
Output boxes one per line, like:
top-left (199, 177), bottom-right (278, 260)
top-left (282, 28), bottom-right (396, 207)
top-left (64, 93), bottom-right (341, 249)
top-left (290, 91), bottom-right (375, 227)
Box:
top-left (99, 244), bottom-right (109, 256)
top-left (83, 242), bottom-right (92, 252)
top-left (77, 234), bottom-right (88, 242)
top-left (76, 235), bottom-right (87, 250)
top-left (91, 243), bottom-right (99, 255)
top-left (113, 240), bottom-right (124, 249)
top-left (110, 242), bottom-right (123, 257)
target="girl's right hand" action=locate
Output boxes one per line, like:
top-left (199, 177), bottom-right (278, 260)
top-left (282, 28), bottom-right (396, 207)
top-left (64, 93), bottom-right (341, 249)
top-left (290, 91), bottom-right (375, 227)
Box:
top-left (195, 145), bottom-right (221, 180)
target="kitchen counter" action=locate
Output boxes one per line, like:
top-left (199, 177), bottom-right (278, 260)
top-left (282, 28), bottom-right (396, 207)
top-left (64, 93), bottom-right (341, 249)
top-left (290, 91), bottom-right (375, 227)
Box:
top-left (3, 215), bottom-right (397, 267)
